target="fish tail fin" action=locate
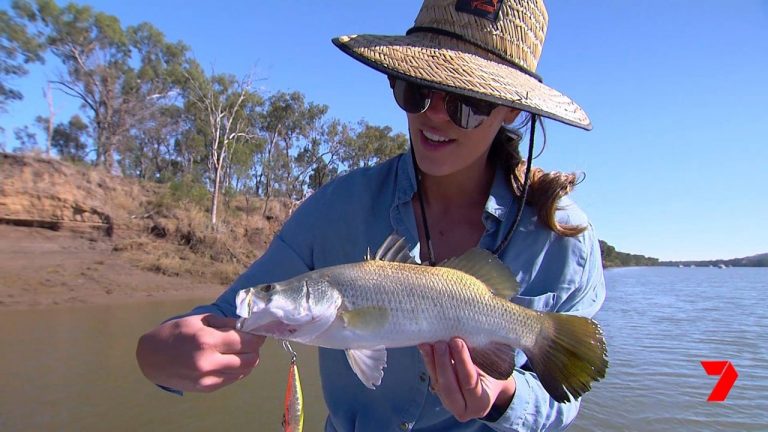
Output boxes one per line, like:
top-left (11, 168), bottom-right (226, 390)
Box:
top-left (523, 313), bottom-right (608, 403)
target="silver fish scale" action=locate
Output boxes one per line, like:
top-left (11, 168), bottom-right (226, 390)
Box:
top-left (318, 260), bottom-right (541, 349)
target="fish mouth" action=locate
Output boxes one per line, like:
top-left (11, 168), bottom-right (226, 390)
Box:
top-left (235, 288), bottom-right (267, 319)
top-left (247, 319), bottom-right (300, 339)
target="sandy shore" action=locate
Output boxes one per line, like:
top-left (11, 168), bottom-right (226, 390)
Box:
top-left (0, 225), bottom-right (225, 309)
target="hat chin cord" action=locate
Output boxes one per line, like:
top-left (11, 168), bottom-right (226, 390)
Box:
top-left (410, 115), bottom-right (536, 265)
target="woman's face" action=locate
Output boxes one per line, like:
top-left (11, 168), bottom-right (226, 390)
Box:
top-left (407, 91), bottom-right (520, 178)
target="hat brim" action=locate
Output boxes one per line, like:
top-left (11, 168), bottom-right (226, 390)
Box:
top-left (333, 32), bottom-right (591, 131)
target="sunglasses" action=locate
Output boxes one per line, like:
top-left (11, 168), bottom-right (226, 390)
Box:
top-left (390, 78), bottom-right (498, 129)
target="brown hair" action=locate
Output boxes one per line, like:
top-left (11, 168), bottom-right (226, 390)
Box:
top-left (491, 120), bottom-right (587, 237)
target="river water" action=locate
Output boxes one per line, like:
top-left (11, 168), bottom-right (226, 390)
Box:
top-left (0, 267), bottom-right (766, 431)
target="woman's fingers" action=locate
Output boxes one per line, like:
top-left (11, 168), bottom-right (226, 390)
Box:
top-left (203, 351), bottom-right (262, 373)
top-left (449, 338), bottom-right (491, 419)
top-left (136, 314), bottom-right (267, 393)
top-left (203, 314), bottom-right (237, 329)
top-left (201, 314), bottom-right (267, 354)
top-left (432, 341), bottom-right (467, 417)
top-left (449, 338), bottom-right (480, 394)
top-left (418, 343), bottom-right (437, 385)
top-left (419, 338), bottom-right (498, 422)
top-left (214, 330), bottom-right (266, 355)
top-left (194, 369), bottom-right (252, 393)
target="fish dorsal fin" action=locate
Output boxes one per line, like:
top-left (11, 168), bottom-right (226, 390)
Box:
top-left (373, 233), bottom-right (417, 264)
top-left (439, 248), bottom-right (519, 299)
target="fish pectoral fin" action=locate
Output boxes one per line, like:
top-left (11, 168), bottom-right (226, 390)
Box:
top-left (468, 342), bottom-right (517, 380)
top-left (345, 347), bottom-right (387, 389)
top-left (439, 248), bottom-right (520, 299)
top-left (340, 306), bottom-right (389, 332)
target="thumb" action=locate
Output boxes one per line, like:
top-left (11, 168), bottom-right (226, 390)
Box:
top-left (203, 314), bottom-right (239, 330)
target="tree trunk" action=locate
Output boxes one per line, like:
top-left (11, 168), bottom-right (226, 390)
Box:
top-left (45, 83), bottom-right (54, 157)
top-left (211, 164), bottom-right (221, 227)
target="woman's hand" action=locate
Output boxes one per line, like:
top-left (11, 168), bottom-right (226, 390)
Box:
top-left (419, 338), bottom-right (516, 422)
top-left (136, 314), bottom-right (266, 393)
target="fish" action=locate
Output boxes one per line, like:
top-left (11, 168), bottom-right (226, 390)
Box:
top-left (235, 234), bottom-right (608, 403)
top-left (282, 355), bottom-right (303, 432)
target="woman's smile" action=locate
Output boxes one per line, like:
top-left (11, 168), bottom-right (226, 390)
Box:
top-left (420, 128), bottom-right (455, 151)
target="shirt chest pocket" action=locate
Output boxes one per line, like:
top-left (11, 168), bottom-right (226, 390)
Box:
top-left (511, 292), bottom-right (558, 312)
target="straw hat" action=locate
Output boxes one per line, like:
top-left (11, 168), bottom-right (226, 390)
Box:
top-left (332, 0), bottom-right (591, 130)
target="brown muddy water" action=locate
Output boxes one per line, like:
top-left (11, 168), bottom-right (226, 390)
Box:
top-left (0, 299), bottom-right (326, 431)
top-left (1, 267), bottom-right (767, 431)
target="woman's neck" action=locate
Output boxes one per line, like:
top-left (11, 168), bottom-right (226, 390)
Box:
top-left (418, 157), bottom-right (495, 211)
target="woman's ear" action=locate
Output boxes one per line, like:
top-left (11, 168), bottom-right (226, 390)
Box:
top-left (503, 109), bottom-right (522, 125)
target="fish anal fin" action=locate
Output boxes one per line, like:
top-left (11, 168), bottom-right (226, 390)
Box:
top-left (468, 342), bottom-right (517, 380)
top-left (373, 233), bottom-right (417, 264)
top-left (345, 347), bottom-right (387, 389)
top-left (440, 248), bottom-right (520, 299)
top-left (340, 306), bottom-right (389, 332)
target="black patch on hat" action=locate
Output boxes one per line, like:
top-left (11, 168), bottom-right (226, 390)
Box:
top-left (455, 0), bottom-right (504, 22)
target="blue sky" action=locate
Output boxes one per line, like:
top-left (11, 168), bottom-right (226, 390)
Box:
top-left (2, 1), bottom-right (767, 261)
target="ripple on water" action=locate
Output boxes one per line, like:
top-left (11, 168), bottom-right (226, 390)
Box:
top-left (572, 267), bottom-right (768, 431)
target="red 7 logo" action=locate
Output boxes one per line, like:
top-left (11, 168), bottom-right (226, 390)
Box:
top-left (700, 360), bottom-right (738, 402)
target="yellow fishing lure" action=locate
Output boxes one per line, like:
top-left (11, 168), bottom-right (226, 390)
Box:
top-left (282, 341), bottom-right (303, 432)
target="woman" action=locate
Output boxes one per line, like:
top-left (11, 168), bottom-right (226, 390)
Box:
top-left (136, 0), bottom-right (605, 430)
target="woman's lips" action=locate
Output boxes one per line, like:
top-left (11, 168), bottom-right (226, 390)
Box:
top-left (419, 129), bottom-right (454, 150)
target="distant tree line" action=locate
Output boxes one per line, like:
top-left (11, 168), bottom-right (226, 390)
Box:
top-left (599, 240), bottom-right (767, 268)
top-left (1, 0), bottom-right (407, 225)
top-left (658, 253), bottom-right (768, 268)
top-left (599, 240), bottom-right (659, 268)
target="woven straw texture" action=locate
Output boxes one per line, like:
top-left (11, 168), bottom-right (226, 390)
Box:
top-left (333, 0), bottom-right (591, 130)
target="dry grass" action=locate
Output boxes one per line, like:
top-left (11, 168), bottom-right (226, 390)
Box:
top-left (2, 152), bottom-right (295, 286)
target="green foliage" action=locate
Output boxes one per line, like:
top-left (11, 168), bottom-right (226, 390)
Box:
top-left (50, 114), bottom-right (88, 162)
top-left (160, 176), bottom-right (210, 209)
top-left (599, 240), bottom-right (659, 268)
top-left (343, 120), bottom-right (408, 170)
top-left (256, 91), bottom-right (329, 200)
top-left (14, 0), bottom-right (193, 170)
top-left (12, 125), bottom-right (39, 153)
top-left (659, 253), bottom-right (768, 268)
top-left (1, 1), bottom-right (46, 111)
top-left (6, 0), bottom-right (414, 226)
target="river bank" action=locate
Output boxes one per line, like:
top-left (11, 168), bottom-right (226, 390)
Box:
top-left (0, 224), bottom-right (224, 309)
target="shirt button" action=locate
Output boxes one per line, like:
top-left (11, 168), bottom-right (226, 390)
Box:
top-left (419, 372), bottom-right (427, 383)
top-left (400, 421), bottom-right (414, 431)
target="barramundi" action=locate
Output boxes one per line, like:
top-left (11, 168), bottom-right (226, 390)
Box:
top-left (235, 234), bottom-right (607, 403)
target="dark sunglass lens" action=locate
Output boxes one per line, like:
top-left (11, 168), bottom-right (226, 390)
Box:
top-left (445, 94), bottom-right (495, 129)
top-left (460, 96), bottom-right (496, 117)
top-left (393, 80), bottom-right (429, 113)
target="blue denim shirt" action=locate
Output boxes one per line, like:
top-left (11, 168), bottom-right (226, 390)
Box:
top-left (185, 153), bottom-right (605, 431)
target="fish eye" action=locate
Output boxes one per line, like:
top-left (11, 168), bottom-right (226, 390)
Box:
top-left (260, 284), bottom-right (274, 293)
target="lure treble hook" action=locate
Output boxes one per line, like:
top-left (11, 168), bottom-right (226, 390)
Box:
top-left (281, 339), bottom-right (297, 363)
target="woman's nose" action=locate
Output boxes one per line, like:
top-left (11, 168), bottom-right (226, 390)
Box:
top-left (424, 91), bottom-right (451, 121)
